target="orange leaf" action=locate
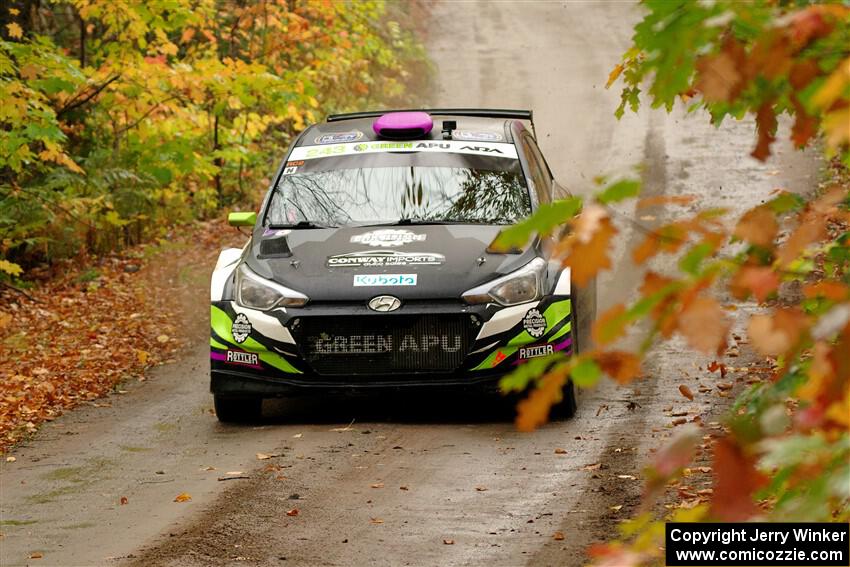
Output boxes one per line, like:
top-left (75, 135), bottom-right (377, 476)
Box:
top-left (751, 101), bottom-right (777, 161)
top-left (596, 351), bottom-right (641, 384)
top-left (678, 384), bottom-right (694, 401)
top-left (711, 438), bottom-right (768, 521)
top-left (677, 296), bottom-right (729, 354)
top-left (286, 508), bottom-right (299, 516)
top-left (776, 218), bottom-right (826, 266)
top-left (803, 282), bottom-right (849, 301)
top-left (695, 51), bottom-right (741, 103)
top-left (747, 308), bottom-right (807, 357)
top-left (730, 266), bottom-right (780, 302)
top-left (173, 492), bottom-right (192, 503)
top-left (515, 366), bottom-right (568, 432)
top-left (632, 233), bottom-right (660, 264)
top-left (560, 205), bottom-right (617, 286)
top-left (734, 207), bottom-right (777, 248)
top-left (120, 496), bottom-right (129, 505)
top-left (592, 304), bottom-right (628, 346)
top-left (636, 195), bottom-right (696, 209)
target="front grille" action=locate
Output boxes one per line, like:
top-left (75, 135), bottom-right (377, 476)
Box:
top-left (293, 314), bottom-right (475, 375)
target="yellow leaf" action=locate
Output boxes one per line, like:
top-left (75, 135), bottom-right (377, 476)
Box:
top-left (6, 22), bottom-right (23, 39)
top-left (9, 8), bottom-right (20, 15)
top-left (156, 334), bottom-right (169, 343)
top-left (0, 259), bottom-right (23, 277)
top-left (136, 350), bottom-right (149, 364)
top-left (605, 63), bottom-right (624, 89)
top-left (173, 492), bottom-right (192, 502)
top-left (812, 57), bottom-right (850, 110)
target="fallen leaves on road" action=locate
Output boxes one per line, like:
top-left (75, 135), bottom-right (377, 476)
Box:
top-left (443, 538), bottom-right (454, 545)
top-left (370, 517), bottom-right (383, 524)
top-left (475, 486), bottom-right (488, 492)
top-left (0, 220), bottom-right (241, 451)
top-left (553, 531), bottom-right (565, 541)
top-left (286, 508), bottom-right (299, 517)
top-left (173, 493), bottom-right (192, 503)
top-left (256, 453), bottom-right (281, 460)
top-left (678, 385), bottom-right (694, 401)
top-left (29, 552), bottom-right (43, 559)
top-left (370, 483), bottom-right (384, 489)
top-left (554, 447), bottom-right (567, 454)
top-left (120, 496), bottom-right (128, 505)
top-left (582, 463), bottom-right (602, 471)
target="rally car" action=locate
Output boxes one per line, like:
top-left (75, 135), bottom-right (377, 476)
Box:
top-left (210, 109), bottom-right (596, 422)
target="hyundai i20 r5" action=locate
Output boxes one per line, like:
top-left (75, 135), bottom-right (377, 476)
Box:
top-left (210, 109), bottom-right (596, 422)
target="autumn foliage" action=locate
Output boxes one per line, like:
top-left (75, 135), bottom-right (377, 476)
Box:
top-left (500, 1), bottom-right (850, 564)
top-left (0, 0), bottom-right (426, 276)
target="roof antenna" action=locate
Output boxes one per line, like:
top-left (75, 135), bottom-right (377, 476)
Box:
top-left (441, 120), bottom-right (456, 140)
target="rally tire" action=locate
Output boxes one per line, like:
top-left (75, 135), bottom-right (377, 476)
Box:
top-left (550, 380), bottom-right (577, 420)
top-left (214, 395), bottom-right (263, 423)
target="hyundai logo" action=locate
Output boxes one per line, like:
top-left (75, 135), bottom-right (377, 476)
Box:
top-left (368, 295), bottom-right (401, 312)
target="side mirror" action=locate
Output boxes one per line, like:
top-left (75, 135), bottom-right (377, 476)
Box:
top-left (228, 211), bottom-right (257, 227)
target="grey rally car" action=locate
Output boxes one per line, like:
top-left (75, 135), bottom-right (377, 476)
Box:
top-left (210, 109), bottom-right (596, 422)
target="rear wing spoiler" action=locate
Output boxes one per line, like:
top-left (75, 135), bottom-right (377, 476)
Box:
top-left (326, 108), bottom-right (535, 136)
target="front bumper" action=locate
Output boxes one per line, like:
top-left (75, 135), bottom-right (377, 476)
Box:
top-left (209, 295), bottom-right (572, 395)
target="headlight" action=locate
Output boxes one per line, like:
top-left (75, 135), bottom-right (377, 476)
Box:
top-left (463, 258), bottom-right (545, 306)
top-left (235, 265), bottom-right (308, 310)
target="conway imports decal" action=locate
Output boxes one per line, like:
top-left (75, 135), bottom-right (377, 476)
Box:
top-left (328, 250), bottom-right (444, 267)
top-left (288, 140), bottom-right (519, 161)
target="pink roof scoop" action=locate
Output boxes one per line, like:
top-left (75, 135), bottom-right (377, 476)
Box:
top-left (372, 111), bottom-right (433, 140)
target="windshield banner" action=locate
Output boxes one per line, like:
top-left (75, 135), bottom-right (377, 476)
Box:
top-left (289, 140), bottom-right (519, 161)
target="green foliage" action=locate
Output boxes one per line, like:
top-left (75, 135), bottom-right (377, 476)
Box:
top-left (0, 0), bottom-right (429, 270)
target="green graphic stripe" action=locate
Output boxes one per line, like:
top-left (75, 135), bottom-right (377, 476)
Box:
top-left (478, 300), bottom-right (573, 370)
top-left (210, 337), bottom-right (229, 350)
top-left (210, 306), bottom-right (301, 374)
top-left (507, 299), bottom-right (572, 346)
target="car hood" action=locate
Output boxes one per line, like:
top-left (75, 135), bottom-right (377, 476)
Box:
top-left (245, 224), bottom-right (539, 302)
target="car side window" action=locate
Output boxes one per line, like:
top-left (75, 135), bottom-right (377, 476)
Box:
top-left (521, 134), bottom-right (552, 204)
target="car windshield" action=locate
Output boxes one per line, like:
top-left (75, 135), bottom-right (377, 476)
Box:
top-left (265, 149), bottom-right (531, 227)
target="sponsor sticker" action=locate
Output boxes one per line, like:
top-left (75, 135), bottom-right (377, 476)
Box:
top-left (310, 333), bottom-right (461, 355)
top-left (518, 344), bottom-right (554, 359)
top-left (231, 313), bottom-right (252, 344)
top-left (289, 140), bottom-right (518, 160)
top-left (282, 166), bottom-right (298, 175)
top-left (492, 350), bottom-right (507, 367)
top-left (286, 160), bottom-right (305, 167)
top-left (350, 229), bottom-right (426, 248)
top-left (225, 350), bottom-right (260, 367)
top-left (327, 250), bottom-right (444, 267)
top-left (315, 131), bottom-right (363, 144)
top-left (452, 130), bottom-right (503, 142)
top-left (522, 308), bottom-right (546, 338)
top-left (353, 274), bottom-right (417, 287)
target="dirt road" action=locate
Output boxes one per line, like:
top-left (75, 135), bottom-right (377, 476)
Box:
top-left (0, 2), bottom-right (817, 566)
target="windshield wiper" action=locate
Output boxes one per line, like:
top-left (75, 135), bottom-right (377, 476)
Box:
top-left (268, 220), bottom-right (336, 229)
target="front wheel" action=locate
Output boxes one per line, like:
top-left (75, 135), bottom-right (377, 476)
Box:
top-left (214, 395), bottom-right (263, 423)
top-left (550, 380), bottom-right (577, 420)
